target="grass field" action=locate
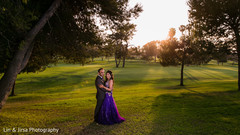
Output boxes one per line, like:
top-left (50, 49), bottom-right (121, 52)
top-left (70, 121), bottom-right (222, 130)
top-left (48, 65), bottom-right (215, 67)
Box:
top-left (1, 59), bottom-right (240, 135)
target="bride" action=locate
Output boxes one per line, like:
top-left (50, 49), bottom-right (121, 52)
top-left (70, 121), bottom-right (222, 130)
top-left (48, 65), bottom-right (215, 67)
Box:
top-left (97, 70), bottom-right (125, 125)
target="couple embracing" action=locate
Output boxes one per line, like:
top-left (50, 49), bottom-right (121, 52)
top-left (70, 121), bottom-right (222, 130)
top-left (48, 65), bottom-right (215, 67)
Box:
top-left (94, 68), bottom-right (125, 125)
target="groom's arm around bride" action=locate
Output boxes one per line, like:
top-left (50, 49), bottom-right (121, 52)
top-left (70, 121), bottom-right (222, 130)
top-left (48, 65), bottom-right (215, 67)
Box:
top-left (95, 75), bottom-right (108, 96)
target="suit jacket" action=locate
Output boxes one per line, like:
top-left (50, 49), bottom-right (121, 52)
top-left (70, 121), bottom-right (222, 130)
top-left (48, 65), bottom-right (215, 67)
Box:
top-left (95, 75), bottom-right (108, 100)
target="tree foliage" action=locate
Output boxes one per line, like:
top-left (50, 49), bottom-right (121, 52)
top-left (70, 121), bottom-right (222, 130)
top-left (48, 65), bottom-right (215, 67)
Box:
top-left (110, 22), bottom-right (140, 67)
top-left (158, 28), bottom-right (179, 66)
top-left (0, 0), bottom-right (143, 110)
top-left (188, 0), bottom-right (240, 90)
top-left (142, 41), bottom-right (159, 62)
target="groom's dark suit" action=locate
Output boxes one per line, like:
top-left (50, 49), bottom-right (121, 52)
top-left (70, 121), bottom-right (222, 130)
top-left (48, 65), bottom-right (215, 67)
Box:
top-left (94, 75), bottom-right (108, 121)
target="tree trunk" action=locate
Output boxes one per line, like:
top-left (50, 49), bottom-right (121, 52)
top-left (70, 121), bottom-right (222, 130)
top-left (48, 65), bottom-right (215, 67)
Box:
top-left (122, 47), bottom-right (125, 67)
top-left (115, 54), bottom-right (121, 68)
top-left (234, 30), bottom-right (240, 91)
top-left (238, 50), bottom-right (240, 91)
top-left (122, 56), bottom-right (126, 67)
top-left (115, 44), bottom-right (122, 68)
top-left (122, 44), bottom-right (128, 68)
top-left (237, 42), bottom-right (240, 91)
top-left (115, 55), bottom-right (118, 67)
top-left (118, 58), bottom-right (121, 67)
top-left (19, 42), bottom-right (34, 72)
top-left (10, 81), bottom-right (16, 97)
top-left (231, 24), bottom-right (240, 91)
top-left (0, 0), bottom-right (62, 110)
top-left (180, 62), bottom-right (184, 86)
top-left (92, 57), bottom-right (94, 62)
top-left (180, 50), bottom-right (185, 86)
top-left (115, 56), bottom-right (121, 68)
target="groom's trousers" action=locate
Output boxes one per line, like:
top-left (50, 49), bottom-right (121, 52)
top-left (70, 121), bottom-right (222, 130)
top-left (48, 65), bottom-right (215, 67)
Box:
top-left (94, 97), bottom-right (104, 121)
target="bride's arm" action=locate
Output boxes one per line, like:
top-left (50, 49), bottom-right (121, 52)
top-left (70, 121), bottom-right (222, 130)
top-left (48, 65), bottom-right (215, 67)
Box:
top-left (103, 80), bottom-right (113, 91)
top-left (98, 80), bottom-right (113, 91)
top-left (108, 80), bottom-right (113, 91)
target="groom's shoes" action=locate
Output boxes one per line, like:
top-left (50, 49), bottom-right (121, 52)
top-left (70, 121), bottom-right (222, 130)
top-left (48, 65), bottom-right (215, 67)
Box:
top-left (93, 119), bottom-right (99, 124)
top-left (93, 121), bottom-right (100, 125)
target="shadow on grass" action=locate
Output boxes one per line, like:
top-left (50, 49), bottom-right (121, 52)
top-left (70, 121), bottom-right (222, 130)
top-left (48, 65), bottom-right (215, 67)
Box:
top-left (150, 90), bottom-right (240, 135)
top-left (183, 86), bottom-right (209, 97)
top-left (184, 72), bottom-right (199, 82)
top-left (16, 69), bottom-right (97, 94)
top-left (117, 78), bottom-right (181, 87)
top-left (16, 76), bottom-right (82, 94)
top-left (75, 122), bottom-right (121, 135)
top-left (203, 66), bottom-right (238, 78)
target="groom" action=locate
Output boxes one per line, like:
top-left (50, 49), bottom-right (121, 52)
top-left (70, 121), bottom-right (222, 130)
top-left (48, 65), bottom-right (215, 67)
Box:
top-left (94, 68), bottom-right (109, 122)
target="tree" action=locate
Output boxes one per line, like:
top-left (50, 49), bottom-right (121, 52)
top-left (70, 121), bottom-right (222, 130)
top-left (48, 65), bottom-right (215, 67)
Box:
top-left (159, 27), bottom-right (195, 86)
top-left (0, 0), bottom-right (62, 110)
top-left (168, 28), bottom-right (176, 40)
top-left (101, 39), bottom-right (115, 62)
top-left (189, 40), bottom-right (215, 65)
top-left (108, 33), bottom-right (123, 67)
top-left (212, 43), bottom-right (230, 65)
top-left (188, 0), bottom-right (240, 90)
top-left (178, 24), bottom-right (198, 86)
top-left (128, 46), bottom-right (142, 59)
top-left (86, 46), bottom-right (100, 62)
top-left (158, 28), bottom-right (179, 66)
top-left (110, 22), bottom-right (140, 68)
top-left (0, 0), bottom-right (142, 110)
top-left (142, 41), bottom-right (159, 62)
top-left (179, 25), bottom-right (187, 86)
top-left (107, 2), bottom-right (142, 68)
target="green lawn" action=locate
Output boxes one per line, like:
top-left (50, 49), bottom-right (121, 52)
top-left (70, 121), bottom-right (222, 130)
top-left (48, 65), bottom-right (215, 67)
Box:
top-left (1, 59), bottom-right (240, 134)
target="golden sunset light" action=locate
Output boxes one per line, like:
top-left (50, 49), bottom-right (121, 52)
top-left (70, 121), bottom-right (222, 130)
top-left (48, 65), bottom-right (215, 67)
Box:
top-left (129, 0), bottom-right (189, 46)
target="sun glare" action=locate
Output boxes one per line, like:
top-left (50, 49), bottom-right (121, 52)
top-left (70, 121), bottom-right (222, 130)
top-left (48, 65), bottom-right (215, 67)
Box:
top-left (129, 0), bottom-right (189, 47)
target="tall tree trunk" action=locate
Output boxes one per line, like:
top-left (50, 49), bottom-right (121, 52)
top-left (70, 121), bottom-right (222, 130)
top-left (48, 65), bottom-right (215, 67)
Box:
top-left (122, 56), bottom-right (126, 67)
top-left (231, 24), bottom-right (240, 91)
top-left (180, 50), bottom-right (185, 86)
top-left (122, 44), bottom-right (128, 68)
top-left (115, 55), bottom-right (118, 67)
top-left (0, 0), bottom-right (62, 110)
top-left (234, 29), bottom-right (240, 91)
top-left (180, 61), bottom-right (184, 86)
top-left (115, 55), bottom-right (121, 68)
top-left (10, 81), bottom-right (15, 97)
top-left (115, 44), bottom-right (122, 68)
top-left (237, 41), bottom-right (240, 91)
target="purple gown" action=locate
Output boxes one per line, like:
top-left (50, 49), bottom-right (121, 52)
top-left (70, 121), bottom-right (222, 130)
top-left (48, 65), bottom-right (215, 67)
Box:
top-left (97, 81), bottom-right (125, 125)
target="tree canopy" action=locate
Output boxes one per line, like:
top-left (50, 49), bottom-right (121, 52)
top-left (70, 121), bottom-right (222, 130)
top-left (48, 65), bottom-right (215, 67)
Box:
top-left (0, 0), bottom-right (142, 110)
top-left (188, 0), bottom-right (240, 90)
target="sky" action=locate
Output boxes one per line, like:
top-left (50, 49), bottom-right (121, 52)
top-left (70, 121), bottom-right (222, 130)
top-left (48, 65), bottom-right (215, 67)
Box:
top-left (128, 0), bottom-right (189, 47)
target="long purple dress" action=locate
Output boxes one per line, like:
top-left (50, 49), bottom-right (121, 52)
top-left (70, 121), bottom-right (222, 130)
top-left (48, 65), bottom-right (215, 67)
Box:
top-left (97, 81), bottom-right (125, 125)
